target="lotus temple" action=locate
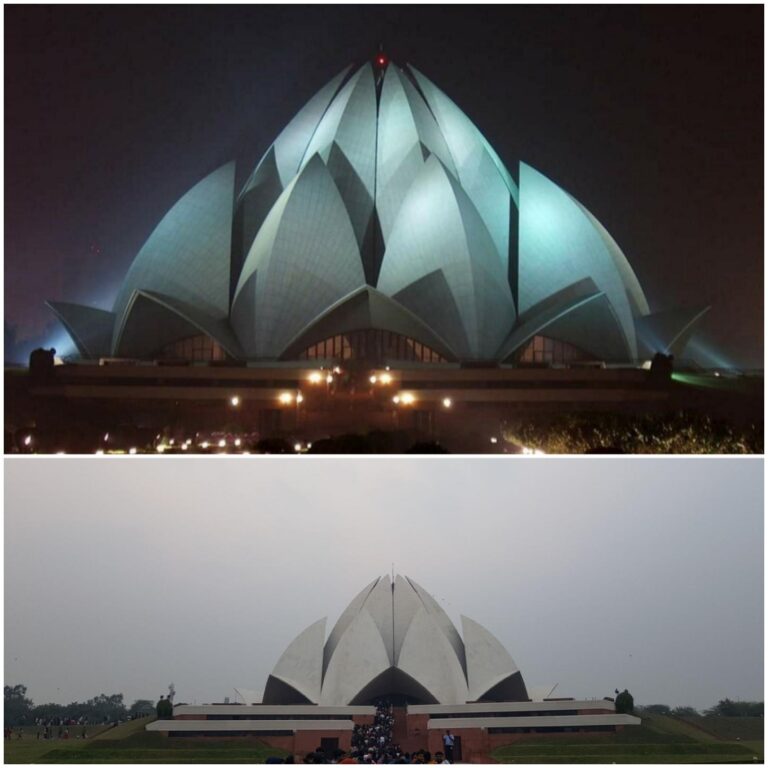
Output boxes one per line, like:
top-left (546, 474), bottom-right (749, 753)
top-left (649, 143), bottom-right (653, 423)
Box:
top-left (48, 58), bottom-right (706, 367)
top-left (147, 575), bottom-right (640, 760)
top-left (11, 54), bottom-right (722, 451)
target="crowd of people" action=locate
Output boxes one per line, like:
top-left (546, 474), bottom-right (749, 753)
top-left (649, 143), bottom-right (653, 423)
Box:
top-left (265, 700), bottom-right (453, 764)
top-left (4, 723), bottom-right (89, 741)
top-left (349, 699), bottom-right (396, 761)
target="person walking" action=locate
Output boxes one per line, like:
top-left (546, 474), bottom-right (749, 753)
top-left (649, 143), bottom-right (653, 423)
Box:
top-left (442, 730), bottom-right (455, 762)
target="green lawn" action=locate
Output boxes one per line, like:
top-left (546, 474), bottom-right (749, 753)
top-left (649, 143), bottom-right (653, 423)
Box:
top-left (4, 723), bottom-right (117, 763)
top-left (5, 726), bottom-right (288, 764)
top-left (7, 713), bottom-right (761, 764)
top-left (492, 715), bottom-right (763, 764)
top-left (681, 716), bottom-right (765, 742)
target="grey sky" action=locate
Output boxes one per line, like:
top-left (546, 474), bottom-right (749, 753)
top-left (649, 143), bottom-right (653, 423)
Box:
top-left (5, 457), bottom-right (763, 711)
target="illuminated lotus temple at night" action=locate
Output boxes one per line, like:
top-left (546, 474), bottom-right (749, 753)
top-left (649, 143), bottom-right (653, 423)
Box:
top-left (146, 574), bottom-right (640, 760)
top-left (48, 57), bottom-right (707, 367)
top-left (13, 53), bottom-right (741, 454)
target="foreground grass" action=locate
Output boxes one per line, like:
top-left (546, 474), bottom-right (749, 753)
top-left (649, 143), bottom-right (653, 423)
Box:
top-left (4, 723), bottom-right (117, 763)
top-left (681, 716), bottom-right (766, 742)
top-left (5, 729), bottom-right (288, 764)
top-left (493, 715), bottom-right (763, 764)
top-left (5, 718), bottom-right (287, 764)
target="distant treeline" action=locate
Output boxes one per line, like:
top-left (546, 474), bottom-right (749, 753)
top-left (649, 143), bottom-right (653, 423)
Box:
top-left (639, 700), bottom-right (764, 718)
top-left (5, 685), bottom-right (155, 727)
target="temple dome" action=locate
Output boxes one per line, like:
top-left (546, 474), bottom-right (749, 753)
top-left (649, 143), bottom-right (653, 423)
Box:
top-left (262, 574), bottom-right (528, 706)
top-left (48, 59), bottom-right (708, 364)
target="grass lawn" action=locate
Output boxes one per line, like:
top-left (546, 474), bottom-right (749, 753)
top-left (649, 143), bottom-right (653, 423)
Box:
top-left (5, 726), bottom-right (288, 764)
top-left (492, 715), bottom-right (763, 764)
top-left (681, 716), bottom-right (765, 742)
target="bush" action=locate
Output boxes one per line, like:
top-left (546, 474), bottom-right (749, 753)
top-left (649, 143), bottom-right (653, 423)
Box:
top-left (615, 689), bottom-right (634, 714)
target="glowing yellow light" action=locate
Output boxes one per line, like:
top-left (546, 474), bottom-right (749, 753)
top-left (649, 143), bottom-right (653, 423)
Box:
top-left (442, 397), bottom-right (453, 408)
top-left (169, 438), bottom-right (175, 445)
top-left (490, 437), bottom-right (498, 444)
top-left (307, 442), bottom-right (312, 449)
top-left (242, 450), bottom-right (251, 455)
top-left (279, 392), bottom-right (294, 404)
top-left (400, 392), bottom-right (415, 405)
top-left (296, 393), bottom-right (304, 404)
top-left (201, 441), bottom-right (209, 449)
top-left (234, 438), bottom-right (242, 447)
top-left (392, 396), bottom-right (400, 404)
top-left (129, 447), bottom-right (137, 455)
top-left (95, 450), bottom-right (104, 455)
top-left (369, 375), bottom-right (377, 384)
top-left (333, 366), bottom-right (341, 374)
top-left (308, 372), bottom-right (323, 384)
top-left (230, 395), bottom-right (241, 407)
top-left (23, 435), bottom-right (32, 446)
top-left (181, 444), bottom-right (188, 451)
top-left (218, 439), bottom-right (226, 448)
top-left (379, 373), bottom-right (392, 385)
top-left (156, 445), bottom-right (166, 453)
top-left (56, 451), bottom-right (66, 455)
top-left (325, 374), bottom-right (333, 384)
top-left (104, 433), bottom-right (109, 441)
top-left (294, 442), bottom-right (302, 452)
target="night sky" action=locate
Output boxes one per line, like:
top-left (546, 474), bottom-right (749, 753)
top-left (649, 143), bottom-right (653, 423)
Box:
top-left (5, 5), bottom-right (764, 367)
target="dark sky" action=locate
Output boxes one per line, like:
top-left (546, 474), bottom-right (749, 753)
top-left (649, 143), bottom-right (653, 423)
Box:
top-left (5, 5), bottom-right (764, 366)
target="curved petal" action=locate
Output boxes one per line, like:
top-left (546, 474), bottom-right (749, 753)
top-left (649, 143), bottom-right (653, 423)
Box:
top-left (264, 618), bottom-right (326, 704)
top-left (114, 290), bottom-right (243, 359)
top-left (320, 608), bottom-right (391, 705)
top-left (46, 301), bottom-right (114, 360)
top-left (518, 162), bottom-right (637, 357)
top-left (232, 154), bottom-right (365, 359)
top-left (397, 607), bottom-right (469, 704)
top-left (112, 162), bottom-right (235, 350)
top-left (462, 615), bottom-right (528, 702)
top-left (378, 156), bottom-right (515, 359)
top-left (279, 286), bottom-right (457, 362)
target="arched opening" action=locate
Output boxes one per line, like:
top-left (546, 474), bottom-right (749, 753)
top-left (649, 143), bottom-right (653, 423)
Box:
top-left (262, 675), bottom-right (313, 705)
top-left (348, 668), bottom-right (439, 706)
top-left (298, 329), bottom-right (449, 364)
top-left (157, 334), bottom-right (230, 362)
top-left (514, 335), bottom-right (593, 366)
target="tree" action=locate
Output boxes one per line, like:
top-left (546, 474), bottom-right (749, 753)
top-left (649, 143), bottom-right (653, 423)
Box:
top-left (671, 706), bottom-right (700, 717)
top-left (615, 689), bottom-right (634, 714)
top-left (5, 684), bottom-right (33, 726)
top-left (86, 693), bottom-right (127, 722)
top-left (156, 695), bottom-right (173, 719)
top-left (705, 699), bottom-right (763, 717)
top-left (129, 699), bottom-right (156, 719)
top-left (642, 704), bottom-right (671, 715)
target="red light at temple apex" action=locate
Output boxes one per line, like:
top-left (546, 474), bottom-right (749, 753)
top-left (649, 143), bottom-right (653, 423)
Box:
top-left (375, 53), bottom-right (388, 68)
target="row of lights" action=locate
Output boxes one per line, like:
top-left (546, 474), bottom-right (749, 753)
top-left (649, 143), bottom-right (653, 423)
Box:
top-left (307, 365), bottom-right (343, 386)
top-left (391, 394), bottom-right (453, 409)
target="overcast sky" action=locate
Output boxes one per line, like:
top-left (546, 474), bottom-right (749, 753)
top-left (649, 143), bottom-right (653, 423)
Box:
top-left (5, 457), bottom-right (763, 711)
